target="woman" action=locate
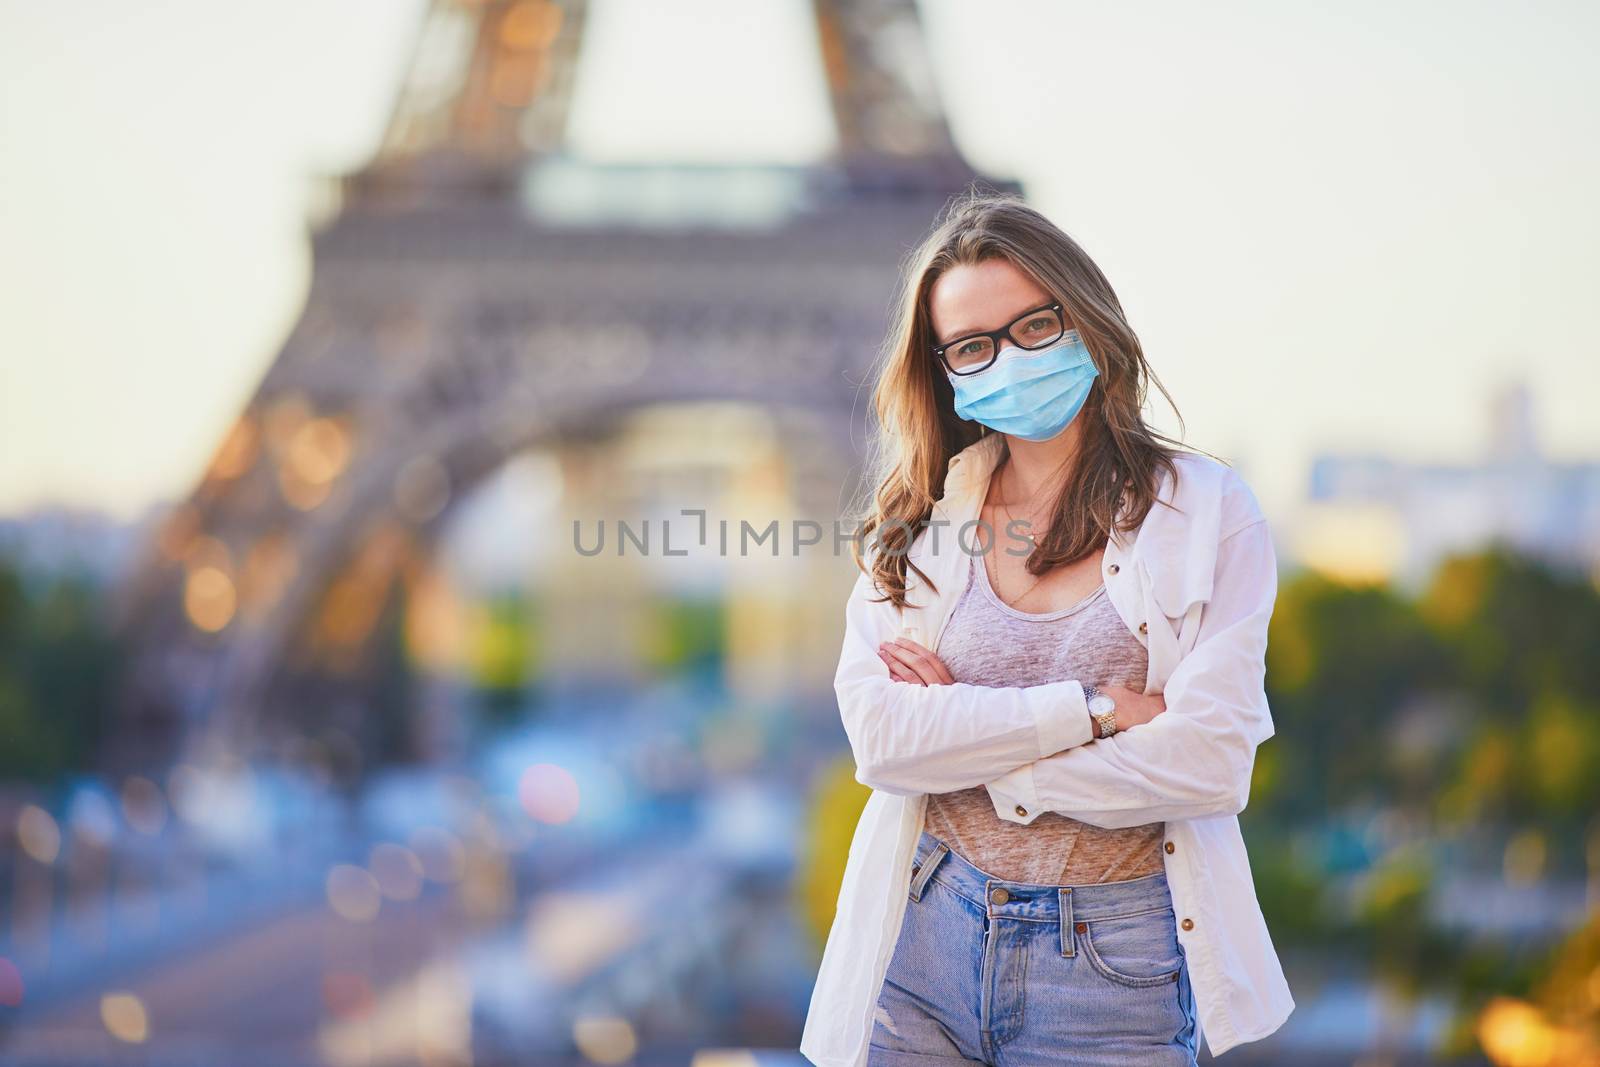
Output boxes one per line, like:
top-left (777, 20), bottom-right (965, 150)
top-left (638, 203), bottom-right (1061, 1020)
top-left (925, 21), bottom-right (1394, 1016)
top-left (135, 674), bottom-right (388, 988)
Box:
top-left (800, 193), bottom-right (1294, 1066)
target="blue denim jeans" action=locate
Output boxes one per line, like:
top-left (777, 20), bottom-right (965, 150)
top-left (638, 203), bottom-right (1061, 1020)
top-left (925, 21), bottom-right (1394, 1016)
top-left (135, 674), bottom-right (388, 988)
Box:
top-left (867, 830), bottom-right (1200, 1066)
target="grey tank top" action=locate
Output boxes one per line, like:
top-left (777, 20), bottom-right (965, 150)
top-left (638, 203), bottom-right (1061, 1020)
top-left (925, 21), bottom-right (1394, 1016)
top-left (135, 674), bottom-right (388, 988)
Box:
top-left (922, 550), bottom-right (1165, 885)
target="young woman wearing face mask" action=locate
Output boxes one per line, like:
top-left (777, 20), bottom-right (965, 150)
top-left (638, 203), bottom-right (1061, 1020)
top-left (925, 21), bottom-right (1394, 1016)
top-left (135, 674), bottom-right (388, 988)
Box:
top-left (800, 194), bottom-right (1293, 1066)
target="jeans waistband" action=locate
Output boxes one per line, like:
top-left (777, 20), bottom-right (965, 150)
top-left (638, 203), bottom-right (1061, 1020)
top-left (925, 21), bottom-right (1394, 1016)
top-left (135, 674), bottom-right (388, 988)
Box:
top-left (912, 828), bottom-right (1173, 925)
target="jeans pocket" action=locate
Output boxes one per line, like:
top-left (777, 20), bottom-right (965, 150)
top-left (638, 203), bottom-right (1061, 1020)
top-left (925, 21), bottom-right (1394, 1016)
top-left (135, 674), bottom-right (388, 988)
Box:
top-left (1079, 906), bottom-right (1184, 989)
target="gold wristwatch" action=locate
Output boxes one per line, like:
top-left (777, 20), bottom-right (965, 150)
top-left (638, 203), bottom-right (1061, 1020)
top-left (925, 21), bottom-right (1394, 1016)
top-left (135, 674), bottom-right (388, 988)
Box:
top-left (1084, 683), bottom-right (1118, 738)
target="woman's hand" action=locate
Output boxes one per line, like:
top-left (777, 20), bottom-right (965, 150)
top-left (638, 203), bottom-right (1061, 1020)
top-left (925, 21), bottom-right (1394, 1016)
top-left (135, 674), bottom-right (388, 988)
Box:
top-left (875, 642), bottom-right (1166, 734)
top-left (878, 637), bottom-right (954, 686)
top-left (1099, 683), bottom-right (1166, 733)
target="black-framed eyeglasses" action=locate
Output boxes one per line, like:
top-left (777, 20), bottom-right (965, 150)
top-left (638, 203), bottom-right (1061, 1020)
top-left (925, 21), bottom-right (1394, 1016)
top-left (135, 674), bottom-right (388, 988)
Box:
top-left (931, 302), bottom-right (1067, 376)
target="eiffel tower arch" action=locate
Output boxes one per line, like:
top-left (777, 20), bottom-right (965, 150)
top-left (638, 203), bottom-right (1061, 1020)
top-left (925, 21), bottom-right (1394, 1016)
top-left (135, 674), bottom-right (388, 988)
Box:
top-left (110, 0), bottom-right (1021, 778)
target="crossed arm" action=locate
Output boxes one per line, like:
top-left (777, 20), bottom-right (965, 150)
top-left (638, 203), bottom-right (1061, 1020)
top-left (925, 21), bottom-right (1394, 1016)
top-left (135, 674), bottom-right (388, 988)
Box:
top-left (982, 518), bottom-right (1280, 828)
top-left (834, 518), bottom-right (1279, 824)
top-left (833, 567), bottom-right (1096, 795)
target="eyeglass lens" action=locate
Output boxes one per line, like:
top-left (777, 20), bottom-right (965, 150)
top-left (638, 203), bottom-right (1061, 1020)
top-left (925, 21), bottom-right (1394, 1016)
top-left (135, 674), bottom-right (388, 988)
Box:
top-left (945, 308), bottom-right (1066, 374)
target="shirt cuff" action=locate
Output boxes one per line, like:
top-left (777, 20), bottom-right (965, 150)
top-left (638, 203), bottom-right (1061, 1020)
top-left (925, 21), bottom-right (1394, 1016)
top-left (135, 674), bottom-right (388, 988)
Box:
top-left (986, 762), bottom-right (1041, 824)
top-left (1033, 680), bottom-right (1095, 758)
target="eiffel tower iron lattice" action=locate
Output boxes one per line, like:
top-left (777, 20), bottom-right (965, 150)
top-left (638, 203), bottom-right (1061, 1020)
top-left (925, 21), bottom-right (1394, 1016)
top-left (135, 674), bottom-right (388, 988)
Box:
top-left (109, 0), bottom-right (1022, 777)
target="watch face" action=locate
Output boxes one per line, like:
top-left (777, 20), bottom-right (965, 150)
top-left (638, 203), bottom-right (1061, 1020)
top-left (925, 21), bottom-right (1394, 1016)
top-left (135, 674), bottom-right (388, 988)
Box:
top-left (1088, 694), bottom-right (1115, 715)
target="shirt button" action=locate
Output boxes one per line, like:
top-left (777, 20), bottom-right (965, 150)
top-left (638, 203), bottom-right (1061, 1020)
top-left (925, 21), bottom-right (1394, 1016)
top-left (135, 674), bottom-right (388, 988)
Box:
top-left (1165, 841), bottom-right (1175, 854)
top-left (1014, 804), bottom-right (1028, 817)
top-left (1181, 918), bottom-right (1195, 931)
top-left (1139, 621), bottom-right (1149, 634)
top-left (1107, 563), bottom-right (1119, 575)
top-left (990, 887), bottom-right (1010, 904)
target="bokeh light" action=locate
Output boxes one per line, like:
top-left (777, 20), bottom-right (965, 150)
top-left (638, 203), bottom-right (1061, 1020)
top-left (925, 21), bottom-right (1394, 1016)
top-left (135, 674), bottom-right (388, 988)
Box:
top-left (326, 864), bottom-right (382, 923)
top-left (99, 992), bottom-right (149, 1044)
top-left (517, 762), bottom-right (580, 825)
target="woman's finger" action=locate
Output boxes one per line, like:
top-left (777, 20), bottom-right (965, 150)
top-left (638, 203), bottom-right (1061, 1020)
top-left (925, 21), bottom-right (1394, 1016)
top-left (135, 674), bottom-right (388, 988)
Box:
top-left (879, 642), bottom-right (940, 685)
top-left (878, 648), bottom-right (923, 684)
top-left (879, 643), bottom-right (935, 683)
top-left (876, 643), bottom-right (934, 684)
top-left (890, 637), bottom-right (955, 685)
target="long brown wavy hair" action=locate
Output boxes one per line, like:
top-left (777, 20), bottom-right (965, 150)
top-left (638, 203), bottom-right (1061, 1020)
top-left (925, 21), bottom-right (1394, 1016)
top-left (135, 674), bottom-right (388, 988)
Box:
top-left (848, 188), bottom-right (1216, 609)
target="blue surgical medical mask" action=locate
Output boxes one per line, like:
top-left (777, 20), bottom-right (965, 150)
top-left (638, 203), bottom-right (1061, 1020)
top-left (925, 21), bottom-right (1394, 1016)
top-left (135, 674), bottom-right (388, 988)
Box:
top-left (947, 330), bottom-right (1099, 442)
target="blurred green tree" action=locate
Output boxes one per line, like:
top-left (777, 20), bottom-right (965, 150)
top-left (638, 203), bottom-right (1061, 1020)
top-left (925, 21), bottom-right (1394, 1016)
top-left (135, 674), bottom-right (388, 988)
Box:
top-left (0, 558), bottom-right (119, 780)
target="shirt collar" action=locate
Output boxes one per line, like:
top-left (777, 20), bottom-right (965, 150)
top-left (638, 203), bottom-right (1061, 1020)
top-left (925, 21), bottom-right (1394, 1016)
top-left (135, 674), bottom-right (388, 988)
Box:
top-left (940, 433), bottom-right (1007, 500)
top-left (938, 432), bottom-right (1140, 553)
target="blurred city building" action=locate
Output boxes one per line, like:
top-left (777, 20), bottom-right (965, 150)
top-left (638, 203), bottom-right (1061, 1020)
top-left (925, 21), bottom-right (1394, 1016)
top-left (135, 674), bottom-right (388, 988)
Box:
top-left (1288, 380), bottom-right (1600, 591)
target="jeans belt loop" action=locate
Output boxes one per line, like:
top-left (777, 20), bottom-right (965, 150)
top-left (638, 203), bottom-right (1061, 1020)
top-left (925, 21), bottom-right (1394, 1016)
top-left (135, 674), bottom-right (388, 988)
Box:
top-left (910, 842), bottom-right (949, 902)
top-left (1059, 886), bottom-right (1076, 957)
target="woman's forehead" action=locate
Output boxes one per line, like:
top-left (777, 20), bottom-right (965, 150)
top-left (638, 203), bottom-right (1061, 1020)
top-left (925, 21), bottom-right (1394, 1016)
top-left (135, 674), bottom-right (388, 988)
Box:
top-left (929, 260), bottom-right (1050, 337)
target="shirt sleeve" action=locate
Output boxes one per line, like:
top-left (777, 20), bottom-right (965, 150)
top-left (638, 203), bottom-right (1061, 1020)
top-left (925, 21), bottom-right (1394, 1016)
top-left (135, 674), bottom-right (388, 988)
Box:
top-left (982, 516), bottom-right (1280, 828)
top-left (835, 567), bottom-right (1096, 797)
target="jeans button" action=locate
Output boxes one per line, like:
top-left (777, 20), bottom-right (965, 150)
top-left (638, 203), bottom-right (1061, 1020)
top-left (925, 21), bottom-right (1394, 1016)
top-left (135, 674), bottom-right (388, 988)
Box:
top-left (990, 887), bottom-right (1010, 905)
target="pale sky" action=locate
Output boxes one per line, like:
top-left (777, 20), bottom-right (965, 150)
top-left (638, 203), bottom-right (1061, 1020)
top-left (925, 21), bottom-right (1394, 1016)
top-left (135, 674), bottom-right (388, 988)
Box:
top-left (2, 0), bottom-right (1597, 525)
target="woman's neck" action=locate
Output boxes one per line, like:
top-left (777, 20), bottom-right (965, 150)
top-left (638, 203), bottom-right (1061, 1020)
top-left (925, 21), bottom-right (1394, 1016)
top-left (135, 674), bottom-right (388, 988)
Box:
top-left (991, 424), bottom-right (1084, 510)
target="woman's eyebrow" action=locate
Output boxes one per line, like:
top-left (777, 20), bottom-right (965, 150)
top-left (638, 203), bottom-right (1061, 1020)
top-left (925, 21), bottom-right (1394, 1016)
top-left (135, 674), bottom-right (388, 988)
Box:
top-left (938, 301), bottom-right (1050, 345)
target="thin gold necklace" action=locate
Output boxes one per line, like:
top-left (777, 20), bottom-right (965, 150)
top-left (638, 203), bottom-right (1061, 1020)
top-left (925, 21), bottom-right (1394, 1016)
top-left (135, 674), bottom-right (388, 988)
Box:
top-left (987, 464), bottom-right (1052, 609)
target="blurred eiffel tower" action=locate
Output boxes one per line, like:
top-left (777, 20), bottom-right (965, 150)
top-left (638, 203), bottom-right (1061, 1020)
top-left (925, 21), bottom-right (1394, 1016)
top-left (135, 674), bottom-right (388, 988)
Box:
top-left (110, 0), bottom-right (1020, 778)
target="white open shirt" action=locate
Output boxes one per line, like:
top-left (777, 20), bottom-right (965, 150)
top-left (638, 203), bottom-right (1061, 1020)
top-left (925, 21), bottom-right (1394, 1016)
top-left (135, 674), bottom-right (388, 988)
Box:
top-left (800, 432), bottom-right (1295, 1064)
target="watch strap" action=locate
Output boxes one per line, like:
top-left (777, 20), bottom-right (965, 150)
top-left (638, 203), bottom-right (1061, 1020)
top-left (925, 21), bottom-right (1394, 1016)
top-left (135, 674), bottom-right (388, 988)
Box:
top-left (1083, 683), bottom-right (1116, 739)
